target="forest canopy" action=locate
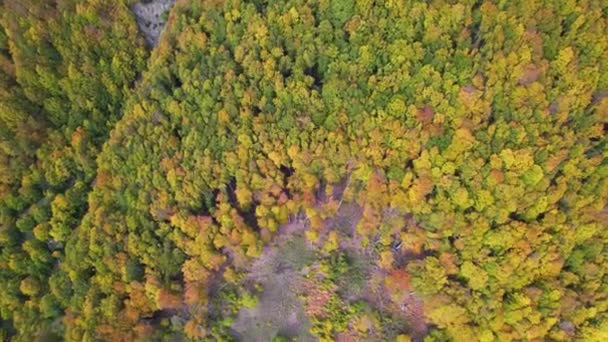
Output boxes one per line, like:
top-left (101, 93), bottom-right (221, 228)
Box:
top-left (1, 0), bottom-right (608, 341)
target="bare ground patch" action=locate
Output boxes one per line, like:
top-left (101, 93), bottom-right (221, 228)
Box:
top-left (131, 0), bottom-right (175, 47)
top-left (231, 220), bottom-right (316, 341)
top-left (230, 182), bottom-right (429, 340)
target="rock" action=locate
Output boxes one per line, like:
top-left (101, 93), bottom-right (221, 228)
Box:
top-left (131, 0), bottom-right (175, 47)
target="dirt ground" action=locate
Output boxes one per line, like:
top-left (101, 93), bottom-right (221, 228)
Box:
top-left (231, 221), bottom-right (317, 341)
top-left (229, 194), bottom-right (429, 340)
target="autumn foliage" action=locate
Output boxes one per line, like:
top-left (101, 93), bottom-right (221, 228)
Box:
top-left (1, 0), bottom-right (608, 340)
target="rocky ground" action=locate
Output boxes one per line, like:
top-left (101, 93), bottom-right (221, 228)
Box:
top-left (131, 0), bottom-right (175, 47)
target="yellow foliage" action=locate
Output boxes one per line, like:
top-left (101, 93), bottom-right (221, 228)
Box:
top-left (322, 231), bottom-right (339, 254)
top-left (379, 250), bottom-right (394, 270)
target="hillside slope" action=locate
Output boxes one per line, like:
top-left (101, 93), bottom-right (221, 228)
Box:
top-left (1, 0), bottom-right (608, 341)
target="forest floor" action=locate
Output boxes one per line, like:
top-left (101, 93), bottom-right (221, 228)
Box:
top-left (231, 220), bottom-right (316, 341)
top-left (231, 189), bottom-right (428, 340)
top-left (131, 0), bottom-right (175, 47)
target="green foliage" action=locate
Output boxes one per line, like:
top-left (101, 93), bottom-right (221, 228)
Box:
top-left (1, 0), bottom-right (608, 341)
top-left (310, 296), bottom-right (364, 339)
top-left (0, 0), bottom-right (147, 339)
